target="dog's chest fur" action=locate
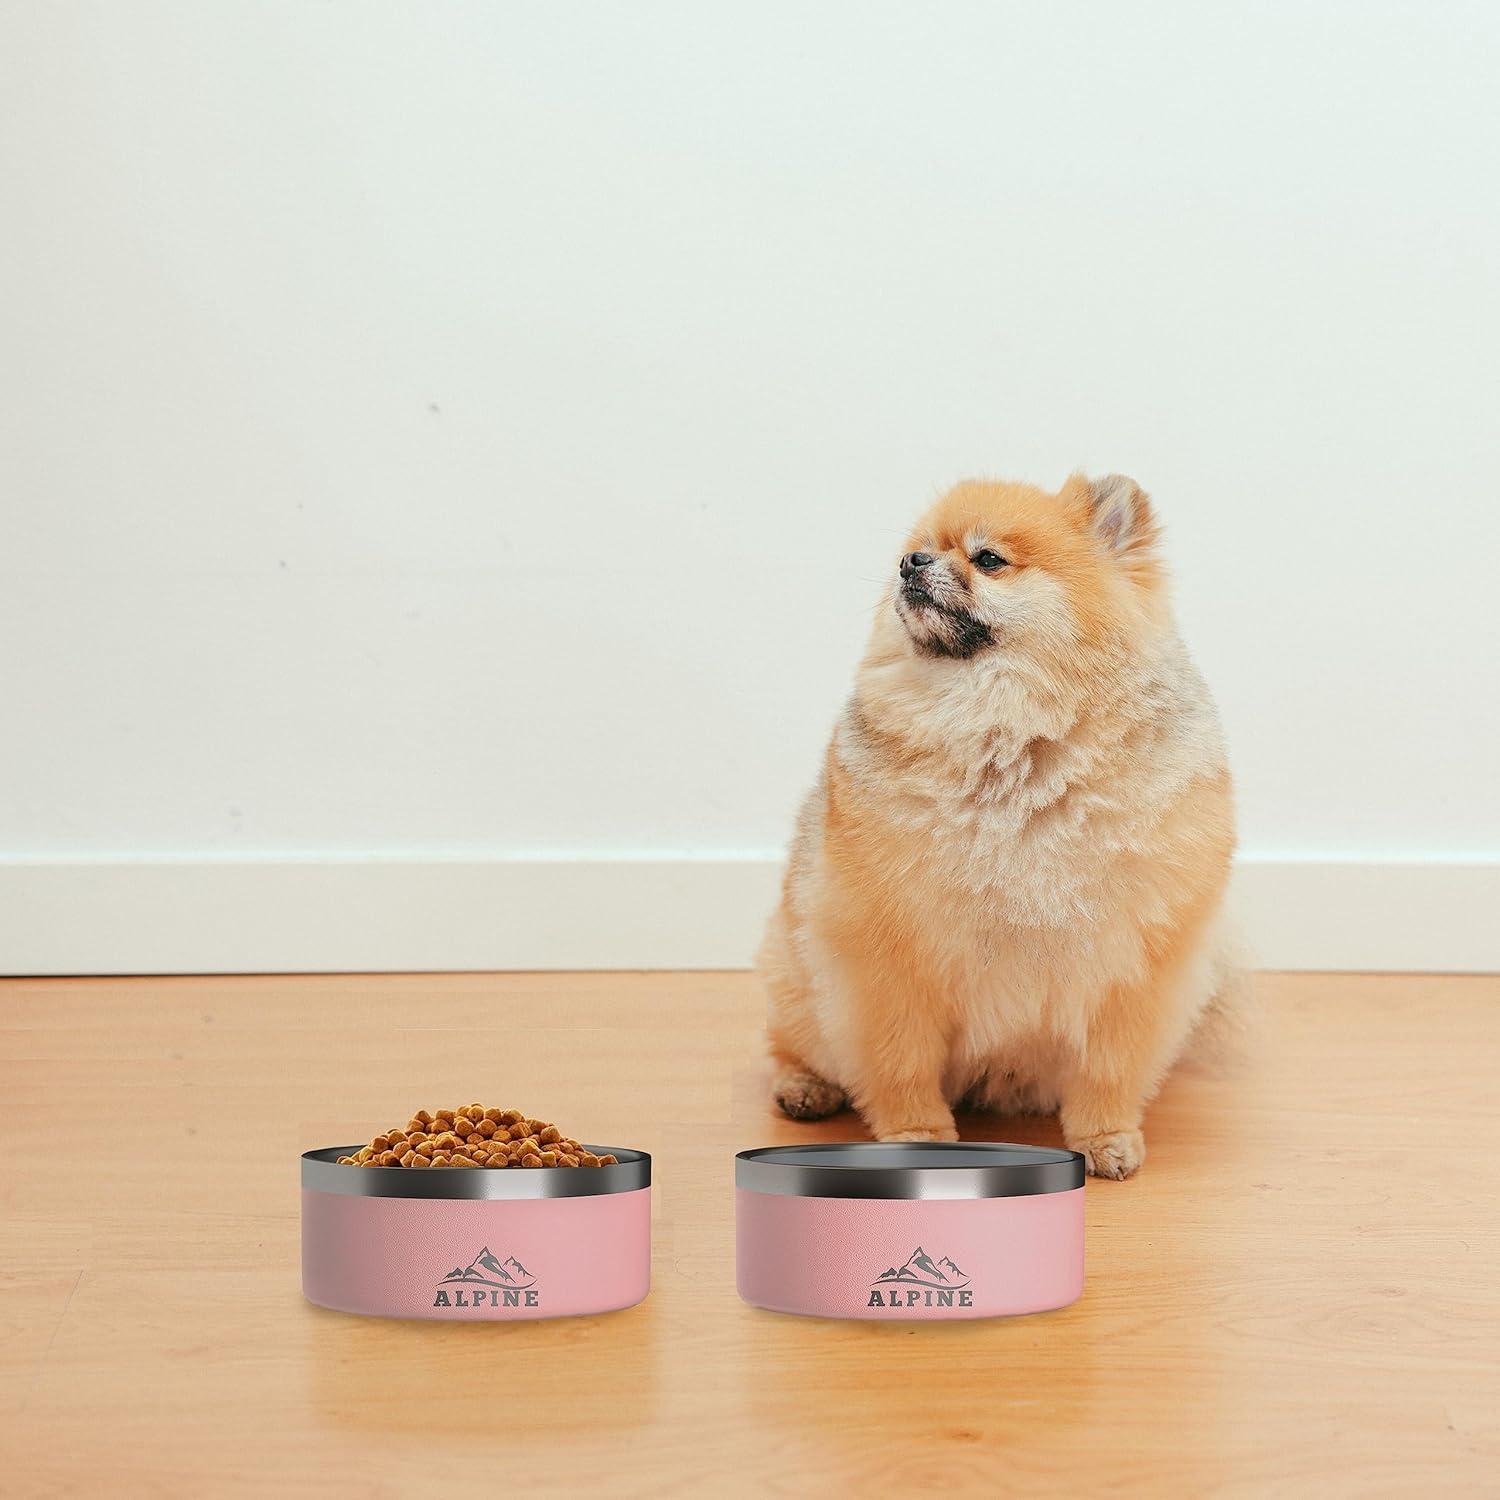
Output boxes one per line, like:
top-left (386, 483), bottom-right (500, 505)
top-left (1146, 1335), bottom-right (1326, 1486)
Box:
top-left (837, 635), bottom-right (1225, 980)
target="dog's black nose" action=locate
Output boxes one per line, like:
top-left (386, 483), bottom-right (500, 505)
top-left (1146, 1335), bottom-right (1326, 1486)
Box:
top-left (900, 551), bottom-right (935, 580)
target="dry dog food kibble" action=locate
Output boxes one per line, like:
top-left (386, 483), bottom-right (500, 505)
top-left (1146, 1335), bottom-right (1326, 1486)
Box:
top-left (335, 1106), bottom-right (618, 1169)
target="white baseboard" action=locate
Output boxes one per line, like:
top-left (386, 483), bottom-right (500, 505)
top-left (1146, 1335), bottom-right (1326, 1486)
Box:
top-left (0, 854), bottom-right (1495, 976)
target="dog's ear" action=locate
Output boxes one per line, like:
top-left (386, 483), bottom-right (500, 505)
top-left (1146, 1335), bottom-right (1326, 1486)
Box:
top-left (1082, 473), bottom-right (1158, 558)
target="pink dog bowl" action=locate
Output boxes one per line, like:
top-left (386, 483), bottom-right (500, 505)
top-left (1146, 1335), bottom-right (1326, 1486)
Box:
top-left (301, 1145), bottom-right (651, 1320)
top-left (736, 1142), bottom-right (1084, 1320)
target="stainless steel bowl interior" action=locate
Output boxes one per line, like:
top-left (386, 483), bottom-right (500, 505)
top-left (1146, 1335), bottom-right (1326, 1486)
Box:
top-left (735, 1141), bottom-right (1084, 1199)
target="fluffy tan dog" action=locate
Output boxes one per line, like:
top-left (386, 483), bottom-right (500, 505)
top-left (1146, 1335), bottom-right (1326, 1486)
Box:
top-left (758, 473), bottom-right (1242, 1177)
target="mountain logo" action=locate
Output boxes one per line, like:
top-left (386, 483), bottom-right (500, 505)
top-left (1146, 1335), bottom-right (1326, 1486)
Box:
top-left (432, 1247), bottom-right (540, 1309)
top-left (867, 1246), bottom-right (974, 1309)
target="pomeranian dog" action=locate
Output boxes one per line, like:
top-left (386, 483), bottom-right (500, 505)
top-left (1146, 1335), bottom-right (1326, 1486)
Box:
top-left (758, 473), bottom-right (1243, 1177)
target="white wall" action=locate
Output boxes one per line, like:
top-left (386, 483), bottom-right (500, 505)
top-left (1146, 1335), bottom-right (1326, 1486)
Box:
top-left (3, 3), bottom-right (1497, 971)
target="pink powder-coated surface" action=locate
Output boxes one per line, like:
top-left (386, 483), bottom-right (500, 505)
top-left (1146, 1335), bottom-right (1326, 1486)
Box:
top-left (302, 1187), bottom-right (650, 1320)
top-left (736, 1187), bottom-right (1084, 1320)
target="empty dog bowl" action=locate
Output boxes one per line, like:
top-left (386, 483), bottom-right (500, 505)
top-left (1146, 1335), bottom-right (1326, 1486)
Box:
top-left (301, 1146), bottom-right (651, 1320)
top-left (736, 1142), bottom-right (1084, 1320)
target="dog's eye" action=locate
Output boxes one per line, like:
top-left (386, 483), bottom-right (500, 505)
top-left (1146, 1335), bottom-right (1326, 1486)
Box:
top-left (971, 549), bottom-right (1008, 571)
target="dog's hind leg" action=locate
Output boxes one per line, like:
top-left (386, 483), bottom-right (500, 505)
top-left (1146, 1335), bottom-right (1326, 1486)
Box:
top-left (759, 905), bottom-right (848, 1122)
top-left (771, 1059), bottom-right (847, 1121)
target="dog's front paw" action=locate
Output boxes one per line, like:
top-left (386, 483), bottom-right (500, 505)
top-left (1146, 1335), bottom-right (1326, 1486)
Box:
top-left (1071, 1128), bottom-right (1145, 1179)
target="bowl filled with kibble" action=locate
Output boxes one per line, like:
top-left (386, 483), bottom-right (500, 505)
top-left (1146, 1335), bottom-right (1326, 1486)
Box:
top-left (301, 1105), bottom-right (650, 1320)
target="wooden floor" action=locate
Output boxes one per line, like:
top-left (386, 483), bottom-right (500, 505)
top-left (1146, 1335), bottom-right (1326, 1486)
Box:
top-left (2, 971), bottom-right (1497, 1496)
